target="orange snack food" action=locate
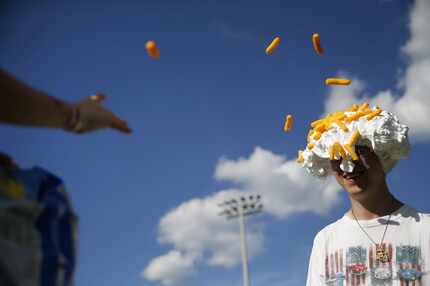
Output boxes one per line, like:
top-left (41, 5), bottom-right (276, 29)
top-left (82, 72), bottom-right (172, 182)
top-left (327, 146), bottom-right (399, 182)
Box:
top-left (145, 40), bottom-right (160, 59)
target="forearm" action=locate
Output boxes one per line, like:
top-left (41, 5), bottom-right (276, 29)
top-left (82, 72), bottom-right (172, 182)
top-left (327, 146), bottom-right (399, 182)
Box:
top-left (0, 69), bottom-right (72, 129)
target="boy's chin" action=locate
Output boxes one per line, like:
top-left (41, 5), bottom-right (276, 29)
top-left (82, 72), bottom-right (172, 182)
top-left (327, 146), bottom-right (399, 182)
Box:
top-left (342, 178), bottom-right (367, 194)
top-left (346, 186), bottom-right (365, 195)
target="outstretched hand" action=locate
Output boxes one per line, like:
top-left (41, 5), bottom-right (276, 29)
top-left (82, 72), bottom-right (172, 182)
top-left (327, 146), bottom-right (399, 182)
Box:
top-left (70, 93), bottom-right (132, 134)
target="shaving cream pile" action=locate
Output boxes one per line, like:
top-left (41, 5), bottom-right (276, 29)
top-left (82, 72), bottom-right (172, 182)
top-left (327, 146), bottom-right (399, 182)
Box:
top-left (299, 104), bottom-right (410, 177)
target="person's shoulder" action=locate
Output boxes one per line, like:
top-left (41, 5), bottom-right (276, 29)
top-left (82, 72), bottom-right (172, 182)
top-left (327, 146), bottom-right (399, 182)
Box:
top-left (29, 166), bottom-right (62, 180)
top-left (28, 166), bottom-right (54, 176)
top-left (400, 204), bottom-right (430, 226)
top-left (312, 217), bottom-right (345, 244)
top-left (20, 166), bottom-right (65, 190)
top-left (414, 207), bottom-right (430, 224)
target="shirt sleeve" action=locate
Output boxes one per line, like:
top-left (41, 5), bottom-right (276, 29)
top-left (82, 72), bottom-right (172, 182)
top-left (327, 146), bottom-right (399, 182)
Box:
top-left (306, 231), bottom-right (325, 286)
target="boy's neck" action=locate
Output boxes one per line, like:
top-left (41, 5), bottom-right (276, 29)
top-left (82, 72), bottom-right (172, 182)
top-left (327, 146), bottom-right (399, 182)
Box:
top-left (347, 190), bottom-right (404, 220)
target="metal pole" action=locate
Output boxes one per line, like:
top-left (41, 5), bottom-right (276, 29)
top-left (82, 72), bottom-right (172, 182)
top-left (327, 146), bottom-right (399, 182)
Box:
top-left (238, 204), bottom-right (250, 286)
top-left (219, 195), bottom-right (261, 286)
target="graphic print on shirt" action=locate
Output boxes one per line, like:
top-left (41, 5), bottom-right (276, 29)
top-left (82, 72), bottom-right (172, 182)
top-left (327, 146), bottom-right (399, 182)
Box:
top-left (396, 245), bottom-right (424, 284)
top-left (369, 244), bottom-right (393, 286)
top-left (324, 249), bottom-right (346, 286)
top-left (324, 244), bottom-right (427, 285)
top-left (346, 246), bottom-right (368, 286)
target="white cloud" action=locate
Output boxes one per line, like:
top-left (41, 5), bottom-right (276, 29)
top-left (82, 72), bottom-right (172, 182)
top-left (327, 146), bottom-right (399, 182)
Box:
top-left (142, 250), bottom-right (195, 285)
top-left (143, 188), bottom-right (266, 285)
top-left (324, 0), bottom-right (430, 141)
top-left (402, 0), bottom-right (430, 61)
top-left (144, 147), bottom-right (341, 285)
top-left (157, 189), bottom-right (265, 268)
top-left (215, 147), bottom-right (340, 218)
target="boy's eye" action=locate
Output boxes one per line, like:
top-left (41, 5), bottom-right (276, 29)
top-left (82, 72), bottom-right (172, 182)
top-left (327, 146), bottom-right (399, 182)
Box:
top-left (330, 160), bottom-right (343, 173)
top-left (356, 146), bottom-right (370, 155)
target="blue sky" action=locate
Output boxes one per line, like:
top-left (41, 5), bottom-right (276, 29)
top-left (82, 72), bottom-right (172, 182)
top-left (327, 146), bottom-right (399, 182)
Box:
top-left (1, 0), bottom-right (430, 285)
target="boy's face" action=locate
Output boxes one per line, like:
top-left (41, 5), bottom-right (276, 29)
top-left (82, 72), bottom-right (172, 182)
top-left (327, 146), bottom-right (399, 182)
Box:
top-left (330, 146), bottom-right (386, 197)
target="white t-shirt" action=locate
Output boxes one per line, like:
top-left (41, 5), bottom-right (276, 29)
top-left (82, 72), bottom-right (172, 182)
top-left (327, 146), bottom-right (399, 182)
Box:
top-left (306, 205), bottom-right (430, 286)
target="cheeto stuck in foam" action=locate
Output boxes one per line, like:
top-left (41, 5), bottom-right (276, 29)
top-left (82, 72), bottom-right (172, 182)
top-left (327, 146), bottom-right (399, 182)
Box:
top-left (348, 130), bottom-right (361, 146)
top-left (358, 102), bottom-right (369, 112)
top-left (314, 123), bottom-right (326, 133)
top-left (329, 144), bottom-right (336, 160)
top-left (346, 104), bottom-right (359, 112)
top-left (307, 130), bottom-right (314, 142)
top-left (334, 142), bottom-right (347, 160)
top-left (334, 120), bottom-right (349, 132)
top-left (344, 144), bottom-right (359, 161)
top-left (297, 150), bottom-right (304, 163)
top-left (325, 78), bottom-right (352, 86)
top-left (313, 131), bottom-right (322, 140)
top-left (367, 108), bottom-right (382, 121)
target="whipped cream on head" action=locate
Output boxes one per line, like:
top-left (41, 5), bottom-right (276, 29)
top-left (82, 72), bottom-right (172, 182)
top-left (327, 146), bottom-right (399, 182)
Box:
top-left (297, 103), bottom-right (410, 177)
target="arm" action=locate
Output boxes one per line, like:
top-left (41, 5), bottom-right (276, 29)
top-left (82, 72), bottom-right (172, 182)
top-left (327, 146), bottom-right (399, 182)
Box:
top-left (0, 69), bottom-right (132, 133)
top-left (0, 69), bottom-right (72, 128)
top-left (306, 233), bottom-right (325, 286)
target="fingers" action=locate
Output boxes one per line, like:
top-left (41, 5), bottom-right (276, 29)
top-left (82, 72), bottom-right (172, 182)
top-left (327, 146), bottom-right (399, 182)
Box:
top-left (89, 93), bottom-right (106, 102)
top-left (80, 92), bottom-right (132, 134)
top-left (110, 116), bottom-right (132, 134)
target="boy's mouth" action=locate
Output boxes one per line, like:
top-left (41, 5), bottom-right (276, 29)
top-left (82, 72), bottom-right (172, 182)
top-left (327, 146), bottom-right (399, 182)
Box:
top-left (343, 170), bottom-right (365, 180)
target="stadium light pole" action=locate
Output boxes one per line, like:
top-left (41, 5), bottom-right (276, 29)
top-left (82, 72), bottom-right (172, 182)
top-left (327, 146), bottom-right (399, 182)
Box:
top-left (218, 195), bottom-right (263, 286)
